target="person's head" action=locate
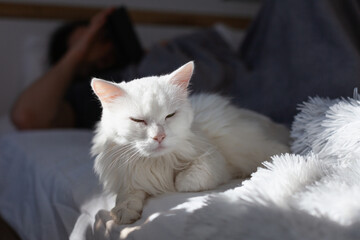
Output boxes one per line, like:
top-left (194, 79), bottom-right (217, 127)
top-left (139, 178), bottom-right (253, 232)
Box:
top-left (48, 21), bottom-right (116, 75)
top-left (48, 21), bottom-right (85, 66)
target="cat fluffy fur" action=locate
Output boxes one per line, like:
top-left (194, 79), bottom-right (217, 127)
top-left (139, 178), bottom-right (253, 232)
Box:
top-left (91, 61), bottom-right (290, 224)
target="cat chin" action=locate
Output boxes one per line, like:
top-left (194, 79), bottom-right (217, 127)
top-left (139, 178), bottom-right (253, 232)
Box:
top-left (138, 145), bottom-right (173, 158)
top-left (151, 146), bottom-right (174, 158)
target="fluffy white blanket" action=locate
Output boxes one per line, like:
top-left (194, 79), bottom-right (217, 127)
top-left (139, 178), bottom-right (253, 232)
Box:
top-left (184, 92), bottom-right (360, 239)
top-left (97, 92), bottom-right (360, 239)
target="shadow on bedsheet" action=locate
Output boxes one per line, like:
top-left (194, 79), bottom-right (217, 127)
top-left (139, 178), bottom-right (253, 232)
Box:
top-left (0, 130), bottom-right (106, 240)
top-left (93, 189), bottom-right (360, 240)
top-left (92, 179), bottom-right (244, 240)
top-left (93, 194), bottom-right (206, 240)
top-left (184, 200), bottom-right (360, 240)
top-left (0, 130), bottom-right (244, 240)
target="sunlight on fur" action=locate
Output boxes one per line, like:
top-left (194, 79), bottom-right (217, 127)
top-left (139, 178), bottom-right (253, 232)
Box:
top-left (120, 226), bottom-right (142, 239)
top-left (171, 196), bottom-right (209, 213)
top-left (90, 61), bottom-right (290, 224)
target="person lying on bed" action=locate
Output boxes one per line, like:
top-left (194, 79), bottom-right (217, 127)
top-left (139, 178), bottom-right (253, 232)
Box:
top-left (11, 0), bottom-right (360, 131)
top-left (11, 8), bottom-right (117, 130)
top-left (11, 7), bottom-right (238, 130)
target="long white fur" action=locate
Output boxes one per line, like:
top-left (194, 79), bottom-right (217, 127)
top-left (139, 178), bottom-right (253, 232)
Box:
top-left (91, 61), bottom-right (290, 224)
top-left (182, 93), bottom-right (360, 240)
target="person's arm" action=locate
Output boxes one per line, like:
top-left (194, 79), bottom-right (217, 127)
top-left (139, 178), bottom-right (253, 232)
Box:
top-left (11, 8), bottom-right (114, 130)
top-left (11, 51), bottom-right (81, 129)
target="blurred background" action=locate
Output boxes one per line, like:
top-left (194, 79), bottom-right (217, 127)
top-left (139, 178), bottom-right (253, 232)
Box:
top-left (0, 0), bottom-right (261, 120)
top-left (0, 2), bottom-right (260, 236)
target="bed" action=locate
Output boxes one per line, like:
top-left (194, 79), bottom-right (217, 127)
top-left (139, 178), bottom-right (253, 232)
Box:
top-left (2, 98), bottom-right (360, 240)
top-left (0, 2), bottom-right (250, 239)
top-left (1, 1), bottom-right (360, 240)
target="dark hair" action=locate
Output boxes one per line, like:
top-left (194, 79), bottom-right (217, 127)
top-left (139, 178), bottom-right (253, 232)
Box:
top-left (48, 21), bottom-right (88, 65)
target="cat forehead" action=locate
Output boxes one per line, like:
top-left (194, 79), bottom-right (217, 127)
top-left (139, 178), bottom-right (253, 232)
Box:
top-left (119, 75), bottom-right (184, 114)
top-left (123, 75), bottom-right (180, 98)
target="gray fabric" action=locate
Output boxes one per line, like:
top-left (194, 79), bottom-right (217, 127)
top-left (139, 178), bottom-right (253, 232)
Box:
top-left (110, 0), bottom-right (360, 126)
top-left (234, 0), bottom-right (360, 124)
top-left (76, 29), bottom-right (240, 129)
top-left (110, 28), bottom-right (240, 96)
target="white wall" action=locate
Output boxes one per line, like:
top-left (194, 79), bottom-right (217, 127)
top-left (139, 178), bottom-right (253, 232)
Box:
top-left (0, 0), bottom-right (261, 117)
top-left (0, 19), bottom-right (60, 117)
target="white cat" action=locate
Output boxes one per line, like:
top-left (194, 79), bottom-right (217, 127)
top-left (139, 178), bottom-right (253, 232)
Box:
top-left (91, 61), bottom-right (290, 224)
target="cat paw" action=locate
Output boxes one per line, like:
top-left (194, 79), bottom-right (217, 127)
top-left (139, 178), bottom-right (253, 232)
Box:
top-left (110, 204), bottom-right (141, 225)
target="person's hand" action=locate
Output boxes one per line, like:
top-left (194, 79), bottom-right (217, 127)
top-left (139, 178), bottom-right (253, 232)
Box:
top-left (67, 7), bottom-right (115, 65)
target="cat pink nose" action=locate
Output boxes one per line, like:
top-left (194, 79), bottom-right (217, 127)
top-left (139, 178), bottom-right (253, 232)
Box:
top-left (153, 133), bottom-right (166, 143)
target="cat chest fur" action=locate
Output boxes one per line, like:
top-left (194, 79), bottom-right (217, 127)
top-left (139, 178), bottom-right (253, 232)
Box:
top-left (94, 146), bottom-right (191, 196)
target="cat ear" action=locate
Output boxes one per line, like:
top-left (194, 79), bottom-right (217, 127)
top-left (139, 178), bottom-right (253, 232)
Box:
top-left (168, 61), bottom-right (194, 90)
top-left (91, 78), bottom-right (125, 104)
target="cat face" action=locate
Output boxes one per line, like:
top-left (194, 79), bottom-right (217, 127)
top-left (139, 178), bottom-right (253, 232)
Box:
top-left (92, 62), bottom-right (195, 157)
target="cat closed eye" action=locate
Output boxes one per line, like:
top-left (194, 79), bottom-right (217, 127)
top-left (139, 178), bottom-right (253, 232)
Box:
top-left (130, 117), bottom-right (147, 125)
top-left (166, 112), bottom-right (176, 119)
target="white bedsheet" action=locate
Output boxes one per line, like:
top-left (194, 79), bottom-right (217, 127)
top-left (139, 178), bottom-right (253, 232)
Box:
top-left (0, 130), bottom-right (243, 240)
top-left (0, 130), bottom-right (99, 239)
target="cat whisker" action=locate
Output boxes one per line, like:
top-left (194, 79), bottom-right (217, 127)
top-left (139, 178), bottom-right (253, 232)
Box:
top-left (112, 148), bottom-right (138, 166)
top-left (106, 144), bottom-right (131, 158)
top-left (117, 150), bottom-right (142, 171)
top-left (108, 143), bottom-right (143, 170)
top-left (105, 144), bottom-right (136, 169)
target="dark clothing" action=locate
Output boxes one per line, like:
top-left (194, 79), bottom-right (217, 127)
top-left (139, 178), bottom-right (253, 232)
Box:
top-left (65, 79), bottom-right (101, 129)
top-left (66, 0), bottom-right (360, 129)
top-left (66, 29), bottom-right (238, 129)
top-left (232, 0), bottom-right (360, 125)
